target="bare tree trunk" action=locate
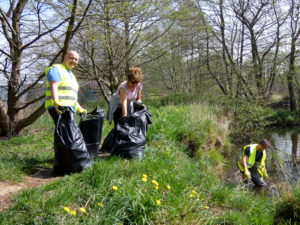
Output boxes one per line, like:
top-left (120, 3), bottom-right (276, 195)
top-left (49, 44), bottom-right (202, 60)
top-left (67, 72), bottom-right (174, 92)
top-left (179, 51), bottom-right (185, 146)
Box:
top-left (61, 0), bottom-right (79, 60)
top-left (287, 0), bottom-right (300, 111)
top-left (0, 0), bottom-right (91, 138)
top-left (287, 38), bottom-right (298, 111)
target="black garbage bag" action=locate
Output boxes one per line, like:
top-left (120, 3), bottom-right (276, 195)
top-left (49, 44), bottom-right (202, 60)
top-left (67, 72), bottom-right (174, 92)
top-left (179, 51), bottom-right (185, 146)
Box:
top-left (54, 109), bottom-right (92, 175)
top-left (79, 106), bottom-right (105, 159)
top-left (100, 128), bottom-right (115, 153)
top-left (111, 102), bottom-right (151, 159)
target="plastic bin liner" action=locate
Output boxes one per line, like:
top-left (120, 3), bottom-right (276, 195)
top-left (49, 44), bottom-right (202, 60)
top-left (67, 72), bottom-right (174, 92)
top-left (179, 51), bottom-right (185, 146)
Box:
top-left (111, 102), bottom-right (151, 159)
top-left (54, 108), bottom-right (92, 175)
top-left (79, 106), bottom-right (105, 159)
top-left (100, 128), bottom-right (116, 153)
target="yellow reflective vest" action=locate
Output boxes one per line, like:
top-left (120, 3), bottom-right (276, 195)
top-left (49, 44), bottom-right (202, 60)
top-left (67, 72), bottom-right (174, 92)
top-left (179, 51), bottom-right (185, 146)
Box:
top-left (237, 144), bottom-right (266, 176)
top-left (45, 64), bottom-right (81, 111)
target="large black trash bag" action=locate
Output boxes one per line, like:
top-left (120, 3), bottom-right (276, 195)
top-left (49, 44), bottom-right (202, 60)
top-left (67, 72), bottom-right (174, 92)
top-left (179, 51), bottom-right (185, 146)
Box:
top-left (79, 106), bottom-right (105, 159)
top-left (100, 102), bottom-right (134, 154)
top-left (100, 128), bottom-right (115, 153)
top-left (54, 109), bottom-right (92, 175)
top-left (111, 102), bottom-right (151, 159)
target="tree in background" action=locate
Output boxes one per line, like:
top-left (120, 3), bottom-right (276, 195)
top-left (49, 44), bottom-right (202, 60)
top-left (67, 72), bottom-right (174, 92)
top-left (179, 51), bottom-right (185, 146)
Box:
top-left (203, 0), bottom-right (286, 100)
top-left (144, 0), bottom-right (212, 96)
top-left (75, 0), bottom-right (176, 102)
top-left (0, 0), bottom-right (92, 138)
top-left (286, 0), bottom-right (300, 111)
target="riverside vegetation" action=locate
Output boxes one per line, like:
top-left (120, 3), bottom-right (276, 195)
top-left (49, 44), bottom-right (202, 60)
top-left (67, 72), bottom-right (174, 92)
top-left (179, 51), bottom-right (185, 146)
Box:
top-left (0, 96), bottom-right (299, 224)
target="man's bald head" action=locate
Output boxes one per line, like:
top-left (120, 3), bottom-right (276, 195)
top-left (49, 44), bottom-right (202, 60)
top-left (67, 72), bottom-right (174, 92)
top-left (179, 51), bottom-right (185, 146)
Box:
top-left (63, 50), bottom-right (79, 70)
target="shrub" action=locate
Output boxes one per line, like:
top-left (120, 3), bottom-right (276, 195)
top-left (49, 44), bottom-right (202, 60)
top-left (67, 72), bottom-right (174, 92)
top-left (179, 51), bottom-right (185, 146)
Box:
top-left (229, 99), bottom-right (275, 143)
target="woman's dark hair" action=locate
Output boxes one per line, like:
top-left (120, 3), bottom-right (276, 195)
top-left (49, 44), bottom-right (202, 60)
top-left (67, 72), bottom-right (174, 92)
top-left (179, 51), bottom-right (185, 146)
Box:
top-left (127, 67), bottom-right (143, 82)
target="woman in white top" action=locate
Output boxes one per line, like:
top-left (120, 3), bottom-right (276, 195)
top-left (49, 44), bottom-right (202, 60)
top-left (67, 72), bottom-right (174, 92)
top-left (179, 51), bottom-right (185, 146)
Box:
top-left (107, 67), bottom-right (143, 124)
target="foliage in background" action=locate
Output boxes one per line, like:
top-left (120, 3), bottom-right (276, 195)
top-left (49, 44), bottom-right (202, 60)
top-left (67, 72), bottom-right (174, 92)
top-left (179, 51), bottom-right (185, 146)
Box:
top-left (270, 109), bottom-right (300, 126)
top-left (227, 99), bottom-right (275, 144)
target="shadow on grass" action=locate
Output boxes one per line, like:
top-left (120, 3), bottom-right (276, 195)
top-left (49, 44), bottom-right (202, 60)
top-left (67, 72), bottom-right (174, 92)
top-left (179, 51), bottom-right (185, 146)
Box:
top-left (20, 157), bottom-right (54, 177)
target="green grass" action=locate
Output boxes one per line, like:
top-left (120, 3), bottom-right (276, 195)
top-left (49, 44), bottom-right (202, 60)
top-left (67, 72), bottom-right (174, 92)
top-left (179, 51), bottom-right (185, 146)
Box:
top-left (0, 113), bottom-right (54, 182)
top-left (0, 99), bottom-right (292, 224)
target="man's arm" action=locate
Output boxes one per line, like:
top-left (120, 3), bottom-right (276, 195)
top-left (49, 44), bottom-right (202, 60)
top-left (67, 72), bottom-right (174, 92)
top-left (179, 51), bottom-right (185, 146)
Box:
top-left (49, 81), bottom-right (60, 102)
top-left (242, 155), bottom-right (249, 170)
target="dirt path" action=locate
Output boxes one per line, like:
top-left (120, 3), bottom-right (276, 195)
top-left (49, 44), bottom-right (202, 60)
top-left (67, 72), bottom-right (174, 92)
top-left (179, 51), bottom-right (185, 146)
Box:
top-left (0, 168), bottom-right (58, 211)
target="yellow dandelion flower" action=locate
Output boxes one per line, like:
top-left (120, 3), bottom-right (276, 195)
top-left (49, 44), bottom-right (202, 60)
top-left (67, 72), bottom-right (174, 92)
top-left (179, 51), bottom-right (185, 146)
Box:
top-left (151, 180), bottom-right (159, 186)
top-left (97, 202), bottom-right (104, 207)
top-left (142, 177), bottom-right (147, 182)
top-left (192, 190), bottom-right (198, 195)
top-left (189, 194), bottom-right (195, 198)
top-left (79, 207), bottom-right (87, 214)
top-left (156, 200), bottom-right (161, 205)
top-left (166, 185), bottom-right (171, 190)
top-left (63, 207), bottom-right (71, 212)
top-left (142, 174), bottom-right (148, 178)
top-left (112, 185), bottom-right (118, 191)
top-left (203, 205), bottom-right (209, 209)
top-left (70, 210), bottom-right (77, 216)
top-left (154, 185), bottom-right (159, 190)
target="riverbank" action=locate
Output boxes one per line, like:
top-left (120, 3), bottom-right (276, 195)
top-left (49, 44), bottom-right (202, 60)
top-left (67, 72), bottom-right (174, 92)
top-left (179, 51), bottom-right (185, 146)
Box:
top-left (0, 98), bottom-right (296, 224)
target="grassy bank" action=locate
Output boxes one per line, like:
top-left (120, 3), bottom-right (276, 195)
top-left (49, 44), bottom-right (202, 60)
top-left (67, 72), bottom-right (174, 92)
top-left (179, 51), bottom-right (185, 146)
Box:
top-left (0, 100), bottom-right (287, 224)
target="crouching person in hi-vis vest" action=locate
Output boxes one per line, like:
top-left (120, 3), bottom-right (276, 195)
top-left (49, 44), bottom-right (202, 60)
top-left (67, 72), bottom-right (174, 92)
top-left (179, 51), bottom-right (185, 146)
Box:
top-left (45, 50), bottom-right (87, 174)
top-left (237, 139), bottom-right (271, 187)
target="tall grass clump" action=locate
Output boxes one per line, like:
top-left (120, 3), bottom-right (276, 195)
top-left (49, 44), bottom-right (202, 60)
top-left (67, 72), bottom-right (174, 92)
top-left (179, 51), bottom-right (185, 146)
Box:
top-left (274, 183), bottom-right (300, 224)
top-left (175, 104), bottom-right (230, 159)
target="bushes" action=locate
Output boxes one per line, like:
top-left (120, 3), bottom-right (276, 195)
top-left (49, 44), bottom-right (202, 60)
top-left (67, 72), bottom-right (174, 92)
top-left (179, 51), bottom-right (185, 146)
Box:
top-left (271, 109), bottom-right (300, 126)
top-left (229, 99), bottom-right (275, 143)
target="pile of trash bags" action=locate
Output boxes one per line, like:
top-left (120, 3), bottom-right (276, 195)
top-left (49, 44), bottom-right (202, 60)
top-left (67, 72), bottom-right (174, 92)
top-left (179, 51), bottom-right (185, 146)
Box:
top-left (101, 102), bottom-right (151, 159)
top-left (52, 102), bottom-right (150, 175)
top-left (53, 107), bottom-right (104, 175)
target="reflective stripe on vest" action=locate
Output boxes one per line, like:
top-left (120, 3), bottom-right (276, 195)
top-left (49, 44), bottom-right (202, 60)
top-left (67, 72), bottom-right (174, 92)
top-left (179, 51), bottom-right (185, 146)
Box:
top-left (46, 86), bottom-right (78, 93)
top-left (45, 96), bottom-right (77, 100)
top-left (237, 144), bottom-right (266, 173)
top-left (44, 64), bottom-right (79, 108)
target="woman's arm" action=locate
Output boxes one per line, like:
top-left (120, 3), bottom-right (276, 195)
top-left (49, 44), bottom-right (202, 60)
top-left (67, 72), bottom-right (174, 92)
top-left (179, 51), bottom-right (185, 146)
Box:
top-left (136, 89), bottom-right (142, 102)
top-left (119, 88), bottom-right (128, 117)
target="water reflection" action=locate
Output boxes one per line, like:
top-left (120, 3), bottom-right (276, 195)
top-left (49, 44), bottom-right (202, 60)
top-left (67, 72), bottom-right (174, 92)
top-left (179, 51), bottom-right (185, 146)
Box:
top-left (264, 126), bottom-right (300, 181)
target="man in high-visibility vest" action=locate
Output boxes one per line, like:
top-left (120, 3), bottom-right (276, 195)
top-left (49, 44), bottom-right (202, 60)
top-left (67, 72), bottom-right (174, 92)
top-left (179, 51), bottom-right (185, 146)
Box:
top-left (237, 139), bottom-right (271, 187)
top-left (45, 50), bottom-right (87, 174)
top-left (45, 50), bottom-right (86, 115)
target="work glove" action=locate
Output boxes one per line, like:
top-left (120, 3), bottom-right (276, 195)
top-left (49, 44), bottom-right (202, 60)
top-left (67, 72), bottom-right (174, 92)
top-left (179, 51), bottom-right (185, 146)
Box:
top-left (244, 169), bottom-right (251, 179)
top-left (263, 169), bottom-right (269, 180)
top-left (77, 107), bottom-right (87, 114)
top-left (53, 100), bottom-right (62, 114)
